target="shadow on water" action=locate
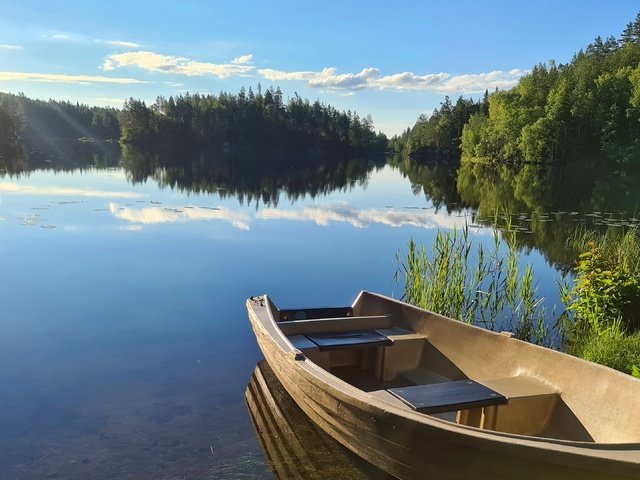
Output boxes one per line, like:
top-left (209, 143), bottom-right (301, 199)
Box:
top-left (246, 360), bottom-right (393, 480)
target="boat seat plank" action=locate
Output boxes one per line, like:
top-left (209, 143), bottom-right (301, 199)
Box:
top-left (287, 334), bottom-right (319, 351)
top-left (279, 307), bottom-right (353, 321)
top-left (387, 380), bottom-right (507, 414)
top-left (305, 330), bottom-right (393, 351)
top-left (278, 314), bottom-right (392, 336)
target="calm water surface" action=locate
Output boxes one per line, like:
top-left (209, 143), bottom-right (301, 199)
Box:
top-left (0, 143), bottom-right (630, 479)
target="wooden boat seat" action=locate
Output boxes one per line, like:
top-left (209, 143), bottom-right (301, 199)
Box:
top-left (279, 307), bottom-right (353, 321)
top-left (288, 330), bottom-right (393, 351)
top-left (305, 330), bottom-right (393, 351)
top-left (278, 314), bottom-right (392, 336)
top-left (388, 380), bottom-right (508, 414)
top-left (386, 375), bottom-right (561, 433)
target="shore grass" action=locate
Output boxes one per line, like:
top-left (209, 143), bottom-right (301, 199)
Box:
top-left (397, 221), bottom-right (548, 345)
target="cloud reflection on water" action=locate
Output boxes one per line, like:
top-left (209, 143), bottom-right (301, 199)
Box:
top-left (108, 202), bottom-right (475, 232)
top-left (257, 205), bottom-right (471, 230)
top-left (0, 182), bottom-right (143, 199)
top-left (108, 203), bottom-right (251, 230)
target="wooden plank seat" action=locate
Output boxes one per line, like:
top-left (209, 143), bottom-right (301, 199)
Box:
top-left (279, 307), bottom-right (353, 321)
top-left (387, 380), bottom-right (507, 414)
top-left (278, 314), bottom-right (392, 336)
top-left (305, 330), bottom-right (393, 351)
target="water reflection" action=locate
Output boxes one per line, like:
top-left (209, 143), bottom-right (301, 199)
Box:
top-left (0, 139), bottom-right (121, 176)
top-left (395, 156), bottom-right (640, 270)
top-left (0, 182), bottom-right (142, 199)
top-left (109, 202), bottom-right (251, 229)
top-left (246, 360), bottom-right (392, 480)
top-left (257, 205), bottom-right (469, 230)
top-left (120, 144), bottom-right (386, 207)
top-left (3, 141), bottom-right (640, 272)
top-left (4, 139), bottom-right (639, 478)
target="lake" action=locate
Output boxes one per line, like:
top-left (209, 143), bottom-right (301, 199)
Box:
top-left (1, 141), bottom-right (638, 479)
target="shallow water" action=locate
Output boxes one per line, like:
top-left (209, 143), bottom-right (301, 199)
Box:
top-left (0, 143), bottom-right (634, 478)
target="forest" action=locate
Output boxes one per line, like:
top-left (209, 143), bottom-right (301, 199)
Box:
top-left (397, 13), bottom-right (640, 165)
top-left (119, 86), bottom-right (387, 153)
top-left (0, 86), bottom-right (386, 156)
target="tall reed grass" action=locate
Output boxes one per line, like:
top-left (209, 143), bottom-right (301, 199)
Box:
top-left (397, 221), bottom-right (549, 345)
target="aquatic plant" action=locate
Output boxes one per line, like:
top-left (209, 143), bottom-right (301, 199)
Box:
top-left (397, 220), bottom-right (548, 345)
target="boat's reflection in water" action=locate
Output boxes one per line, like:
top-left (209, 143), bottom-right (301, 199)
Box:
top-left (246, 360), bottom-right (394, 480)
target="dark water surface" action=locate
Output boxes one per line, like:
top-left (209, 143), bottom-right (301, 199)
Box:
top-left (1, 142), bottom-right (638, 479)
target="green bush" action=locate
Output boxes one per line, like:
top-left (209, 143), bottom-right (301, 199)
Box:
top-left (561, 226), bottom-right (640, 374)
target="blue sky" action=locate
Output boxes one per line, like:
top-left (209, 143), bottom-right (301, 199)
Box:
top-left (0, 1), bottom-right (638, 135)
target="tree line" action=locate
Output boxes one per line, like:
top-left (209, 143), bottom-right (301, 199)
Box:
top-left (0, 86), bottom-right (387, 155)
top-left (389, 92), bottom-right (489, 161)
top-left (119, 85), bottom-right (387, 153)
top-left (0, 92), bottom-right (120, 141)
top-left (398, 12), bottom-right (640, 165)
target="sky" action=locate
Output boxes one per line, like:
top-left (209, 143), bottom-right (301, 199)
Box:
top-left (0, 1), bottom-right (638, 136)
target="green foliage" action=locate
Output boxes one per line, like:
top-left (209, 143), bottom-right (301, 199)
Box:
top-left (562, 228), bottom-right (640, 340)
top-left (460, 12), bottom-right (640, 164)
top-left (388, 128), bottom-right (411, 153)
top-left (460, 113), bottom-right (487, 159)
top-left (397, 221), bottom-right (548, 345)
top-left (402, 95), bottom-right (485, 160)
top-left (561, 227), bottom-right (640, 373)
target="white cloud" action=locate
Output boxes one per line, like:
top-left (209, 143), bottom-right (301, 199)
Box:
top-left (103, 40), bottom-right (141, 49)
top-left (50, 34), bottom-right (72, 40)
top-left (0, 71), bottom-right (146, 84)
top-left (109, 203), bottom-right (251, 230)
top-left (432, 70), bottom-right (522, 94)
top-left (0, 44), bottom-right (23, 50)
top-left (103, 50), bottom-right (254, 78)
top-left (259, 66), bottom-right (525, 94)
top-left (0, 183), bottom-right (144, 199)
top-left (231, 54), bottom-right (253, 65)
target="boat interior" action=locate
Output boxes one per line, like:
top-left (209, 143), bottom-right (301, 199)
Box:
top-left (269, 292), bottom-right (640, 444)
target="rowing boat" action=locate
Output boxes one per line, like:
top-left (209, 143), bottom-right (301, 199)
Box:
top-left (246, 291), bottom-right (640, 479)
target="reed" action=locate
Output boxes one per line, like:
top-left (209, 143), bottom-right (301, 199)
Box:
top-left (397, 221), bottom-right (548, 345)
